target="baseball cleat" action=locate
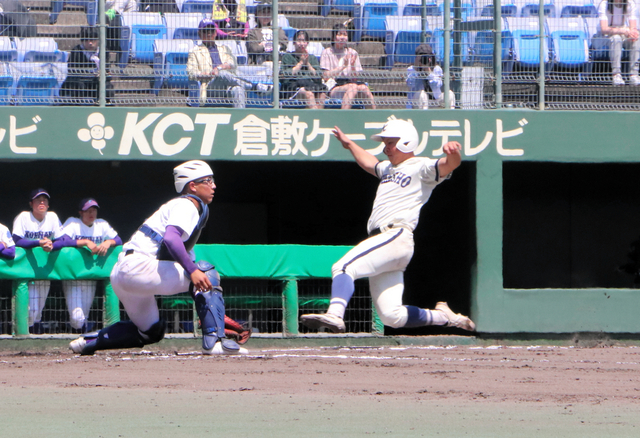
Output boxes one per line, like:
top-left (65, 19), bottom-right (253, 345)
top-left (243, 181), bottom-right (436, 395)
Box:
top-left (69, 337), bottom-right (87, 354)
top-left (300, 313), bottom-right (346, 333)
top-left (203, 341), bottom-right (249, 355)
top-left (435, 302), bottom-right (476, 331)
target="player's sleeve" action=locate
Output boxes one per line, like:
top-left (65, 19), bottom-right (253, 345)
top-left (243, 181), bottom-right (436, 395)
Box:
top-left (166, 199), bottom-right (200, 239)
top-left (420, 158), bottom-right (448, 184)
top-left (61, 217), bottom-right (78, 239)
top-left (163, 225), bottom-right (198, 274)
top-left (100, 220), bottom-right (120, 241)
top-left (12, 212), bottom-right (25, 239)
top-left (374, 161), bottom-right (389, 179)
top-left (597, 1), bottom-right (607, 22)
top-left (0, 228), bottom-right (15, 259)
top-left (50, 213), bottom-right (65, 240)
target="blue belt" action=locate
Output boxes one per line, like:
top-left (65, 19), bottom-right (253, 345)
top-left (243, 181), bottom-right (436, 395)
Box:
top-left (139, 224), bottom-right (163, 243)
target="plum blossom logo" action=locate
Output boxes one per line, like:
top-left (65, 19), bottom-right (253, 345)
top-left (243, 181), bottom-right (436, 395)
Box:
top-left (77, 113), bottom-right (114, 155)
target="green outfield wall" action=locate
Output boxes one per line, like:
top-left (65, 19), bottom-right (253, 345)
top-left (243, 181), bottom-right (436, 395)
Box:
top-left (2, 107), bottom-right (639, 334)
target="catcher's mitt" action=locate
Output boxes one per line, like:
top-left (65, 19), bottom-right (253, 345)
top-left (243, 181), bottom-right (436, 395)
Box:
top-left (224, 315), bottom-right (252, 345)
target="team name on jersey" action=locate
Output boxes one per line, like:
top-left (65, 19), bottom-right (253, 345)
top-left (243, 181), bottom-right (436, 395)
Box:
top-left (380, 171), bottom-right (412, 188)
top-left (24, 231), bottom-right (53, 240)
top-left (76, 235), bottom-right (104, 244)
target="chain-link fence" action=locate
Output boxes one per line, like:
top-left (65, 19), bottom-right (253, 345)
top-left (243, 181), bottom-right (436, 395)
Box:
top-left (0, 277), bottom-right (373, 336)
top-left (2, 0), bottom-right (639, 110)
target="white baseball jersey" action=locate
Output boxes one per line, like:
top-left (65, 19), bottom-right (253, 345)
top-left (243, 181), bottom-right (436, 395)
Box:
top-left (367, 157), bottom-right (445, 234)
top-left (62, 217), bottom-right (119, 244)
top-left (12, 211), bottom-right (64, 240)
top-left (122, 197), bottom-right (200, 258)
top-left (0, 223), bottom-right (15, 248)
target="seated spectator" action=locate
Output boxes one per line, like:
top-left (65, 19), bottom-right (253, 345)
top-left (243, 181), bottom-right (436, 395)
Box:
top-left (320, 24), bottom-right (376, 109)
top-left (105, 0), bottom-right (138, 64)
top-left (61, 198), bottom-right (122, 332)
top-left (215, 0), bottom-right (250, 40)
top-left (188, 18), bottom-right (272, 108)
top-left (12, 189), bottom-right (75, 334)
top-left (60, 26), bottom-right (113, 104)
top-left (406, 44), bottom-right (455, 109)
top-left (598, 0), bottom-right (640, 86)
top-left (281, 30), bottom-right (327, 109)
top-left (0, 222), bottom-right (15, 260)
top-left (247, 2), bottom-right (287, 64)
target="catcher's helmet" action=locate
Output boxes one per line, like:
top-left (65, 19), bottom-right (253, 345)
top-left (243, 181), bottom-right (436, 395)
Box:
top-left (370, 119), bottom-right (419, 153)
top-left (173, 160), bottom-right (213, 193)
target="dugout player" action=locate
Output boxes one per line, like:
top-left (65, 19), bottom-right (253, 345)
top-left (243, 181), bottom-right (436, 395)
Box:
top-left (13, 189), bottom-right (72, 334)
top-left (0, 222), bottom-right (15, 259)
top-left (70, 160), bottom-right (247, 355)
top-left (61, 198), bottom-right (122, 332)
top-left (301, 120), bottom-right (475, 333)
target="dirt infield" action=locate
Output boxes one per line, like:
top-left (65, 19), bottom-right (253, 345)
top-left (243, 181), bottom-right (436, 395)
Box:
top-left (1, 338), bottom-right (639, 437)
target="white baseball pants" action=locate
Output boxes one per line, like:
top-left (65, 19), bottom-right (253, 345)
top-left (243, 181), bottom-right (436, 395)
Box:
top-left (62, 280), bottom-right (97, 329)
top-left (332, 228), bottom-right (414, 328)
top-left (110, 252), bottom-right (191, 332)
top-left (28, 280), bottom-right (51, 326)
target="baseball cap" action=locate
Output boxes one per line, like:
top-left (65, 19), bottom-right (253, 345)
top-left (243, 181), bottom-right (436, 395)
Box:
top-left (79, 197), bottom-right (100, 211)
top-left (198, 18), bottom-right (217, 30)
top-left (256, 2), bottom-right (272, 12)
top-left (370, 119), bottom-right (419, 153)
top-left (30, 188), bottom-right (50, 201)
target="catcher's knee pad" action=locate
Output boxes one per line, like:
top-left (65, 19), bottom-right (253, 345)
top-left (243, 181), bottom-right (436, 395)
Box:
top-left (195, 290), bottom-right (228, 351)
top-left (139, 319), bottom-right (166, 345)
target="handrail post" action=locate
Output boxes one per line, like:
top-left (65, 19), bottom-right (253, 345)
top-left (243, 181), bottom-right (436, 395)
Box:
top-left (282, 279), bottom-right (299, 337)
top-left (98, 0), bottom-right (106, 107)
top-left (494, 1), bottom-right (502, 108)
top-left (539, 0), bottom-right (545, 110)
top-left (443, 0), bottom-right (451, 109)
top-left (272, 0), bottom-right (280, 109)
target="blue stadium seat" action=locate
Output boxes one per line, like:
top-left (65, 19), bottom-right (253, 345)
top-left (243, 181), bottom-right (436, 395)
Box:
top-left (153, 39), bottom-right (195, 94)
top-left (384, 16), bottom-right (426, 67)
top-left (163, 12), bottom-right (205, 40)
top-left (14, 75), bottom-right (60, 106)
top-left (320, 0), bottom-right (359, 17)
top-left (481, 4), bottom-right (518, 17)
top-left (360, 2), bottom-right (398, 40)
top-left (180, 0), bottom-right (216, 13)
top-left (583, 16), bottom-right (610, 61)
top-left (471, 18), bottom-right (512, 66)
top-left (506, 17), bottom-right (551, 69)
top-left (547, 17), bottom-right (589, 69)
top-left (0, 37), bottom-right (18, 62)
top-left (15, 38), bottom-right (65, 63)
top-left (518, 1), bottom-right (556, 18)
top-left (0, 74), bottom-right (13, 105)
top-left (50, 0), bottom-right (98, 26)
top-left (560, 5), bottom-right (597, 18)
top-left (120, 12), bottom-right (168, 66)
top-left (403, 3), bottom-right (440, 16)
top-left (438, 2), bottom-right (473, 20)
top-left (426, 15), bottom-right (473, 65)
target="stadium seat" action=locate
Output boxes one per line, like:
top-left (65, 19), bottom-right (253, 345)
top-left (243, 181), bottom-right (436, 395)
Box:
top-left (480, 4), bottom-right (518, 17)
top-left (516, 0), bottom-right (556, 18)
top-left (384, 16), bottom-right (426, 67)
top-left (163, 12), bottom-right (205, 40)
top-left (217, 39), bottom-right (249, 65)
top-left (153, 39), bottom-right (195, 93)
top-left (120, 12), bottom-right (168, 66)
top-left (506, 17), bottom-right (551, 69)
top-left (180, 0), bottom-right (216, 13)
top-left (437, 2), bottom-right (473, 21)
top-left (583, 16), bottom-right (610, 61)
top-left (0, 37), bottom-right (18, 62)
top-left (403, 3), bottom-right (440, 16)
top-left (15, 38), bottom-right (65, 63)
top-left (13, 62), bottom-right (67, 106)
top-left (247, 14), bottom-right (297, 40)
top-left (471, 17), bottom-right (512, 66)
top-left (320, 0), bottom-right (359, 17)
top-left (49, 0), bottom-right (98, 26)
top-left (359, 2), bottom-right (398, 40)
top-left (560, 5), bottom-right (597, 18)
top-left (0, 74), bottom-right (13, 105)
top-left (427, 15), bottom-right (473, 65)
top-left (547, 17), bottom-right (589, 69)
top-left (188, 64), bottom-right (272, 108)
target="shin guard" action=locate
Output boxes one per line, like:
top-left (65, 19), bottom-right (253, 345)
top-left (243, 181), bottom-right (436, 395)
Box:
top-left (195, 290), bottom-right (239, 353)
